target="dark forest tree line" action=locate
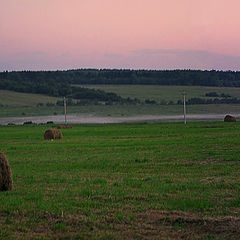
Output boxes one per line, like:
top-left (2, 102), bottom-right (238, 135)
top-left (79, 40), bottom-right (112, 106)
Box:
top-left (1, 69), bottom-right (240, 87)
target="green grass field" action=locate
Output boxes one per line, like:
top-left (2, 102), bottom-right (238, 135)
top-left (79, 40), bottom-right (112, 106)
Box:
top-left (0, 122), bottom-right (240, 239)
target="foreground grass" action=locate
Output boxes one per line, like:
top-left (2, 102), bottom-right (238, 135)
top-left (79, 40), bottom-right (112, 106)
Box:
top-left (0, 122), bottom-right (240, 239)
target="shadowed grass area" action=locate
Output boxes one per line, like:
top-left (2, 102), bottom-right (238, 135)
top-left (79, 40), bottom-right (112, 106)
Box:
top-left (0, 122), bottom-right (240, 239)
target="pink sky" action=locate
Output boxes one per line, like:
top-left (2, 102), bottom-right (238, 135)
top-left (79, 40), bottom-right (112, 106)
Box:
top-left (1, 0), bottom-right (240, 71)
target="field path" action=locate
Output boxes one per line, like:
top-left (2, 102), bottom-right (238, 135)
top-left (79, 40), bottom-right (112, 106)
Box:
top-left (0, 113), bottom-right (238, 125)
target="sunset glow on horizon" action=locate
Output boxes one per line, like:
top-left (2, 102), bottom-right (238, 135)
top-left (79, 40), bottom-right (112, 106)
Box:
top-left (1, 0), bottom-right (240, 71)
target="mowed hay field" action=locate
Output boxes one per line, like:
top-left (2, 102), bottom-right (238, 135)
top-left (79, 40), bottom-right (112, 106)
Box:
top-left (0, 122), bottom-right (240, 239)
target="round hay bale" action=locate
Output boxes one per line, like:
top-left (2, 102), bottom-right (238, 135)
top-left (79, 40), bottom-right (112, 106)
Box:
top-left (44, 129), bottom-right (63, 140)
top-left (57, 125), bottom-right (72, 129)
top-left (224, 115), bottom-right (236, 122)
top-left (0, 151), bottom-right (13, 191)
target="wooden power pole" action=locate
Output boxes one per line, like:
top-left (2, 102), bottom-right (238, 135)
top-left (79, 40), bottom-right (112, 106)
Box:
top-left (183, 92), bottom-right (187, 124)
top-left (64, 97), bottom-right (67, 124)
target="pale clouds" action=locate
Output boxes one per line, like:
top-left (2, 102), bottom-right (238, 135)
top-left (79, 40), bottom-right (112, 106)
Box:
top-left (125, 49), bottom-right (240, 70)
top-left (1, 49), bottom-right (240, 71)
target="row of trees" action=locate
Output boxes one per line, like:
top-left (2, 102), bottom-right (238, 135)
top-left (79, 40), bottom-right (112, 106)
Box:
top-left (186, 97), bottom-right (240, 105)
top-left (205, 92), bottom-right (231, 98)
top-left (34, 97), bottom-right (240, 108)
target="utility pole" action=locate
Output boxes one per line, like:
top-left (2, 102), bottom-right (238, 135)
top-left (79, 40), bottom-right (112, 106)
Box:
top-left (183, 91), bottom-right (187, 124)
top-left (64, 97), bottom-right (67, 124)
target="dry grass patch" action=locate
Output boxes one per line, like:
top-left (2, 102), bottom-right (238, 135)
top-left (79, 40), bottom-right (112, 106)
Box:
top-left (101, 210), bottom-right (240, 240)
top-left (133, 210), bottom-right (240, 240)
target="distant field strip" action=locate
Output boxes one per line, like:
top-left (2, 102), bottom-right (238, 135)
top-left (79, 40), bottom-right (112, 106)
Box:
top-left (75, 84), bottom-right (240, 102)
top-left (0, 90), bottom-right (61, 106)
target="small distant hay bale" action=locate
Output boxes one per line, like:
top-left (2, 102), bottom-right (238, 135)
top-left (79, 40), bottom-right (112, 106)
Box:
top-left (224, 115), bottom-right (236, 122)
top-left (44, 129), bottom-right (63, 140)
top-left (0, 151), bottom-right (13, 191)
top-left (57, 125), bottom-right (72, 129)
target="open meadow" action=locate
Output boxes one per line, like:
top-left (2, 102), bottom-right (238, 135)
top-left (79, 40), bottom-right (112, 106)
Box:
top-left (0, 122), bottom-right (240, 239)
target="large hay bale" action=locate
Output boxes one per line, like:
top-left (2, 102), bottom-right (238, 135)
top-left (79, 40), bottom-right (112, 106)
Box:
top-left (0, 151), bottom-right (13, 191)
top-left (224, 115), bottom-right (236, 122)
top-left (44, 128), bottom-right (63, 140)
